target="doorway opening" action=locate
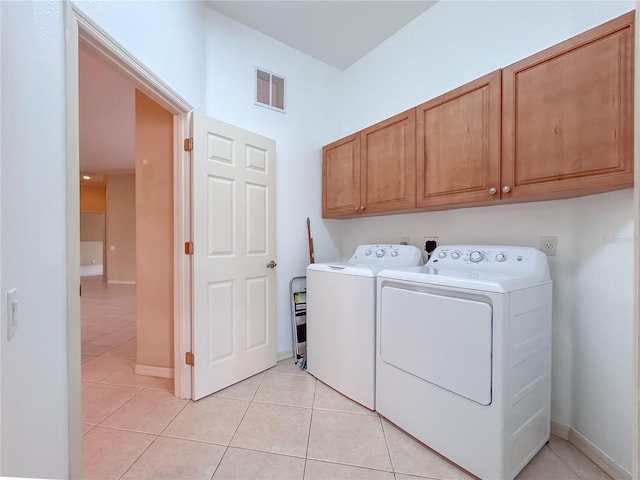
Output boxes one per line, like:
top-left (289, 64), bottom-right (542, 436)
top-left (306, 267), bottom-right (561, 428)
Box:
top-left (66, 4), bottom-right (193, 476)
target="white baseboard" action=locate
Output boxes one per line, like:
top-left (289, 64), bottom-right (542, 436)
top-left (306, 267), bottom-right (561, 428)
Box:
top-left (550, 420), bottom-right (570, 440)
top-left (551, 421), bottom-right (631, 480)
top-left (277, 350), bottom-right (293, 362)
top-left (135, 364), bottom-right (174, 379)
top-left (107, 280), bottom-right (136, 285)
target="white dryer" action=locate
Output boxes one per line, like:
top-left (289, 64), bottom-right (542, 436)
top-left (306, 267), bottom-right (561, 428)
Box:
top-left (376, 245), bottom-right (552, 480)
top-left (306, 244), bottom-right (422, 409)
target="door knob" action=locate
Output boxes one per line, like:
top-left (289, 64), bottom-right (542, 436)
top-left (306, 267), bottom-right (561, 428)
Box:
top-left (266, 260), bottom-right (277, 269)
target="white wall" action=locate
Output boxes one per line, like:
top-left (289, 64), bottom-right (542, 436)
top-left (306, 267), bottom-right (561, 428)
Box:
top-left (74, 0), bottom-right (207, 111)
top-left (203, 10), bottom-right (344, 353)
top-left (0, 1), bottom-right (69, 477)
top-left (339, 1), bottom-right (635, 473)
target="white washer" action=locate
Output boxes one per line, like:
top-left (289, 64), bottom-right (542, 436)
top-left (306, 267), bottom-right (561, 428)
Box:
top-left (376, 245), bottom-right (552, 480)
top-left (306, 244), bottom-right (423, 409)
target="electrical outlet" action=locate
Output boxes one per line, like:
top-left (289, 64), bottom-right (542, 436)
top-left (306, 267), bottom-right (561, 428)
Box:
top-left (540, 236), bottom-right (558, 256)
top-left (424, 236), bottom-right (439, 254)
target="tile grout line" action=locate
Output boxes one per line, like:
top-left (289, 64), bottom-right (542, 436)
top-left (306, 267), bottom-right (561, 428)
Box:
top-left (208, 368), bottom-right (271, 479)
top-left (302, 370), bottom-right (318, 479)
top-left (378, 415), bottom-right (397, 476)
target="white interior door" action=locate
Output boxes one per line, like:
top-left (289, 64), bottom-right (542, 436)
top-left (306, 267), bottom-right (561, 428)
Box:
top-left (192, 113), bottom-right (277, 400)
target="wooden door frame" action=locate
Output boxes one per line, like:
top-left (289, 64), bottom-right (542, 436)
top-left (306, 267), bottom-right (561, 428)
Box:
top-left (65, 4), bottom-right (193, 477)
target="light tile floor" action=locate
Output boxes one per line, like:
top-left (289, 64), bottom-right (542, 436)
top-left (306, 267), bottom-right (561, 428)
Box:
top-left (82, 277), bottom-right (612, 480)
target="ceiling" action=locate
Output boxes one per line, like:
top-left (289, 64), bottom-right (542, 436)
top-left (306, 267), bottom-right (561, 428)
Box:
top-left (79, 1), bottom-right (436, 179)
top-left (206, 1), bottom-right (436, 70)
top-left (79, 40), bottom-right (136, 180)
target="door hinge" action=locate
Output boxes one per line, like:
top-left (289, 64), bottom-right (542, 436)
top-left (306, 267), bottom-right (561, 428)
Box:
top-left (185, 352), bottom-right (195, 366)
top-left (184, 138), bottom-right (193, 152)
top-left (184, 241), bottom-right (193, 255)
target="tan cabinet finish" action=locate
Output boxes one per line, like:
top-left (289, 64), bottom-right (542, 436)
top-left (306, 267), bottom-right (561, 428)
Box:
top-left (323, 11), bottom-right (633, 219)
top-left (322, 133), bottom-right (361, 217)
top-left (502, 12), bottom-right (634, 201)
top-left (323, 110), bottom-right (415, 218)
top-left (416, 70), bottom-right (501, 208)
top-left (360, 109), bottom-right (416, 214)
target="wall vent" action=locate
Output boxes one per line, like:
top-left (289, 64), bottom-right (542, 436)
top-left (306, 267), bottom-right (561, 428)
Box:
top-left (255, 67), bottom-right (286, 113)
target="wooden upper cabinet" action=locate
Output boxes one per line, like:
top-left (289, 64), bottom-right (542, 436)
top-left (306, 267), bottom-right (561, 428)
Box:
top-left (502, 11), bottom-right (634, 201)
top-left (416, 70), bottom-right (502, 208)
top-left (322, 132), bottom-right (361, 218)
top-left (360, 109), bottom-right (416, 214)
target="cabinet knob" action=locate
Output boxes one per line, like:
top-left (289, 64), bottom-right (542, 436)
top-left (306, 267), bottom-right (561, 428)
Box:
top-left (502, 185), bottom-right (511, 193)
top-left (360, 205), bottom-right (365, 212)
top-left (488, 187), bottom-right (497, 195)
top-left (355, 206), bottom-right (360, 212)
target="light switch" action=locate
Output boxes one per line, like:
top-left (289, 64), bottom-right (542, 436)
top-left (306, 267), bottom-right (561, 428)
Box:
top-left (7, 288), bottom-right (18, 341)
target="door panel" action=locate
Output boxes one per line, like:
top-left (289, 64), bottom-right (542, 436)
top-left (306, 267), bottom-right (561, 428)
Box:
top-left (416, 70), bottom-right (501, 207)
top-left (193, 113), bottom-right (277, 400)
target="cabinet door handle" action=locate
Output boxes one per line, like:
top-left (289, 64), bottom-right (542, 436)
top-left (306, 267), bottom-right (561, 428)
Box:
top-left (360, 205), bottom-right (366, 212)
top-left (488, 187), bottom-right (497, 195)
top-left (502, 185), bottom-right (511, 193)
top-left (354, 206), bottom-right (360, 212)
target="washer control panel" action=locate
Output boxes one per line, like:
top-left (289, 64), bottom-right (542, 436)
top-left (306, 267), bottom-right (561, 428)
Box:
top-left (426, 245), bottom-right (548, 277)
top-left (350, 244), bottom-right (423, 266)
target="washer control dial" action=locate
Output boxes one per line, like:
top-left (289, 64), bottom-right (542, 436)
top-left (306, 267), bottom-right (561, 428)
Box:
top-left (390, 250), bottom-right (398, 257)
top-left (451, 252), bottom-right (460, 260)
top-left (365, 249), bottom-right (372, 256)
top-left (438, 251), bottom-right (447, 259)
top-left (376, 249), bottom-right (385, 258)
top-left (495, 253), bottom-right (506, 262)
top-left (469, 251), bottom-right (484, 263)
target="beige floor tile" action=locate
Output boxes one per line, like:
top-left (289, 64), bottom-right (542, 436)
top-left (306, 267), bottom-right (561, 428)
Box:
top-left (82, 356), bottom-right (133, 382)
top-left (313, 381), bottom-right (375, 415)
top-left (147, 377), bottom-right (174, 392)
top-left (307, 410), bottom-right (391, 471)
top-left (101, 365), bottom-right (157, 388)
top-left (82, 383), bottom-right (142, 425)
top-left (122, 436), bottom-right (225, 480)
top-left (382, 419), bottom-right (472, 479)
top-left (304, 459), bottom-right (395, 479)
top-left (102, 338), bottom-right (137, 359)
top-left (547, 436), bottom-right (612, 480)
top-left (93, 326), bottom-right (136, 346)
top-left (82, 354), bottom-right (96, 364)
top-left (81, 323), bottom-right (121, 342)
top-left (82, 341), bottom-right (116, 356)
top-left (213, 372), bottom-right (266, 401)
top-left (230, 402), bottom-right (311, 457)
top-left (163, 396), bottom-right (249, 445)
top-left (83, 426), bottom-right (155, 480)
top-left (82, 423), bottom-right (95, 437)
top-left (213, 447), bottom-right (305, 480)
top-left (82, 381), bottom-right (96, 391)
top-left (269, 359), bottom-right (308, 376)
top-left (101, 389), bottom-right (188, 434)
top-left (254, 372), bottom-right (316, 407)
top-left (516, 447), bottom-right (581, 480)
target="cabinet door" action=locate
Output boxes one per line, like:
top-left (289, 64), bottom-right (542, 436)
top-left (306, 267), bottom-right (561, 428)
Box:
top-left (360, 109), bottom-right (416, 214)
top-left (502, 12), bottom-right (634, 201)
top-left (322, 133), bottom-right (361, 218)
top-left (416, 70), bottom-right (501, 208)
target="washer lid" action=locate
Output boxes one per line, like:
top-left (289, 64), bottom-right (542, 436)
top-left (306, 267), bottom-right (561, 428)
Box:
top-left (307, 261), bottom-right (377, 277)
